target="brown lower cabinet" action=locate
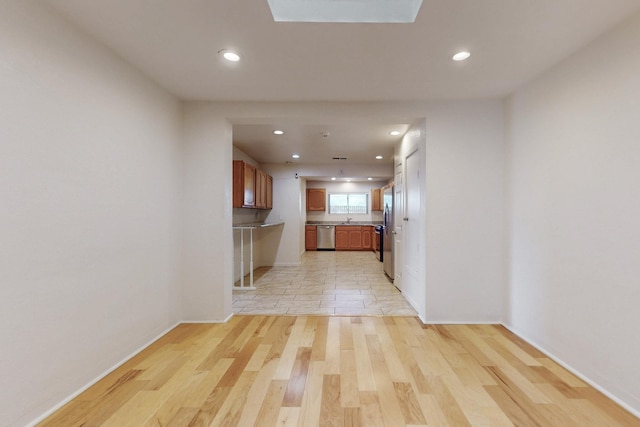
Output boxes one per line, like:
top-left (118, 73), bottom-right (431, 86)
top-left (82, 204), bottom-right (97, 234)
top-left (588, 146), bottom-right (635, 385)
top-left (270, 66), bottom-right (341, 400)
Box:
top-left (336, 226), bottom-right (374, 251)
top-left (362, 226), bottom-right (372, 250)
top-left (305, 225), bottom-right (317, 251)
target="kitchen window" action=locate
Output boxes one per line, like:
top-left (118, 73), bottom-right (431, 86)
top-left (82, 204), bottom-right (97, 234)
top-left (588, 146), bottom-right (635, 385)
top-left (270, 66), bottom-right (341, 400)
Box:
top-left (328, 193), bottom-right (368, 214)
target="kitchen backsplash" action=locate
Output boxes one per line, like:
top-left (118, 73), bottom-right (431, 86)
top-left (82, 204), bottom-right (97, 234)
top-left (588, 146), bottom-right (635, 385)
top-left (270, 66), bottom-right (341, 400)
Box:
top-left (306, 210), bottom-right (383, 223)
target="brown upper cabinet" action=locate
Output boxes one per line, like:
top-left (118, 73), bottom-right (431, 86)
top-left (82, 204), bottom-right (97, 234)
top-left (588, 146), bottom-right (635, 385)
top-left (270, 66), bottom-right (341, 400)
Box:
top-left (256, 169), bottom-right (267, 209)
top-left (371, 188), bottom-right (382, 211)
top-left (306, 188), bottom-right (326, 211)
top-left (233, 160), bottom-right (273, 209)
top-left (266, 175), bottom-right (273, 209)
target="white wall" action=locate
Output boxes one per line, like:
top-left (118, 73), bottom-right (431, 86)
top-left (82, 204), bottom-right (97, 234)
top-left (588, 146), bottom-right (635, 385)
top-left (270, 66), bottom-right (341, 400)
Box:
top-left (505, 11), bottom-right (640, 415)
top-left (263, 164), bottom-right (306, 265)
top-left (420, 101), bottom-right (507, 323)
top-left (182, 104), bottom-right (233, 321)
top-left (0, 2), bottom-right (183, 426)
top-left (305, 180), bottom-right (386, 223)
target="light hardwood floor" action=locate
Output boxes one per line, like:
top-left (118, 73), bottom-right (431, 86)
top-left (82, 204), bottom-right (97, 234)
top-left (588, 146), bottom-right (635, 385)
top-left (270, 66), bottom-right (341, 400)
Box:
top-left (39, 316), bottom-right (639, 426)
top-left (233, 251), bottom-right (417, 316)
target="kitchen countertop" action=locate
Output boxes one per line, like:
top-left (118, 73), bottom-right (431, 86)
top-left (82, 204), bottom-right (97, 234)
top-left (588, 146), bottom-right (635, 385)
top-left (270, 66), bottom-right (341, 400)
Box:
top-left (232, 221), bottom-right (285, 229)
top-left (306, 221), bottom-right (382, 226)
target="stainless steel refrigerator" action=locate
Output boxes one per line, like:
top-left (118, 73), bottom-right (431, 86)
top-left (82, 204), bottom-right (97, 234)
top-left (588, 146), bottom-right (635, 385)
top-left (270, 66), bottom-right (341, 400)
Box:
top-left (382, 185), bottom-right (394, 281)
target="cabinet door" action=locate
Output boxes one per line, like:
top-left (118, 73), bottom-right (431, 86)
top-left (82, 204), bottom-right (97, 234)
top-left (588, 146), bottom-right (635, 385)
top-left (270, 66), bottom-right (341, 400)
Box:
top-left (362, 226), bottom-right (372, 249)
top-left (266, 175), bottom-right (273, 209)
top-left (233, 160), bottom-right (244, 208)
top-left (243, 163), bottom-right (256, 208)
top-left (306, 188), bottom-right (326, 211)
top-left (335, 228), bottom-right (349, 250)
top-left (348, 228), bottom-right (363, 249)
top-left (255, 169), bottom-right (267, 208)
top-left (305, 226), bottom-right (317, 250)
top-left (373, 229), bottom-right (380, 251)
top-left (371, 188), bottom-right (381, 211)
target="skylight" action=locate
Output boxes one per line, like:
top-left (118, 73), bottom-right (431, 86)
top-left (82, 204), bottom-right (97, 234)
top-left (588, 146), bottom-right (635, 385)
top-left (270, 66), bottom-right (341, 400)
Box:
top-left (267, 0), bottom-right (423, 23)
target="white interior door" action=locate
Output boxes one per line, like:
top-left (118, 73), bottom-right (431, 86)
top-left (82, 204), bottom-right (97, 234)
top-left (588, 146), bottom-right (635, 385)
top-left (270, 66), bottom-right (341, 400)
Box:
top-left (393, 165), bottom-right (403, 291)
top-left (403, 148), bottom-right (425, 317)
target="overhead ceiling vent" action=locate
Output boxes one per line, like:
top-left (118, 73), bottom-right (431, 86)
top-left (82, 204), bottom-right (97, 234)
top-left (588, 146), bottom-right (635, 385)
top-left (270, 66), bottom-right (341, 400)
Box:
top-left (267, 0), bottom-right (423, 23)
top-left (332, 157), bottom-right (348, 160)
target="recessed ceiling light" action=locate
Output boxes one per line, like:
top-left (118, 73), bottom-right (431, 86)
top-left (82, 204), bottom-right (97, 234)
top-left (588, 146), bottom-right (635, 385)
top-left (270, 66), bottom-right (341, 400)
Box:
top-left (346, 179), bottom-right (352, 182)
top-left (389, 130), bottom-right (401, 136)
top-left (367, 177), bottom-right (373, 181)
top-left (452, 51), bottom-right (471, 61)
top-left (219, 49), bottom-right (241, 62)
top-left (331, 177), bottom-right (336, 181)
top-left (273, 130), bottom-right (284, 135)
top-left (375, 155), bottom-right (383, 160)
top-left (292, 154), bottom-right (300, 159)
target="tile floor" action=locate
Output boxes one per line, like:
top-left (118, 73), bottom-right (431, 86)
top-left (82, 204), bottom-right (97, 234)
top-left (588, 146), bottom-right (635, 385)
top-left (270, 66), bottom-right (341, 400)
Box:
top-left (233, 250), bottom-right (418, 316)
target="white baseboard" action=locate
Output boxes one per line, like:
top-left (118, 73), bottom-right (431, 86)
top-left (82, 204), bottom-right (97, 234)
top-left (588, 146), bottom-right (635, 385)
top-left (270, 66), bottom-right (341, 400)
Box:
top-left (26, 322), bottom-right (181, 427)
top-left (272, 261), bottom-right (301, 267)
top-left (424, 320), bottom-right (501, 325)
top-left (501, 323), bottom-right (640, 419)
top-left (181, 312), bottom-right (234, 324)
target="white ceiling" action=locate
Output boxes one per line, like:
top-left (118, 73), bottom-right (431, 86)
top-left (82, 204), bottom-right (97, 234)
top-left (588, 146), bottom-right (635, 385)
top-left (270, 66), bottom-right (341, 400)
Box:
top-left (45, 0), bottom-right (640, 174)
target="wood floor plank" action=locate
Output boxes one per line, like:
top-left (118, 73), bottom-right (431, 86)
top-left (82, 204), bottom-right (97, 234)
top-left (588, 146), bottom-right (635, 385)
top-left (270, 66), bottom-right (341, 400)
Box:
top-left (209, 370), bottom-right (258, 427)
top-left (263, 315), bottom-right (297, 364)
top-left (536, 357), bottom-right (588, 388)
top-left (366, 334), bottom-right (407, 427)
top-left (340, 317), bottom-right (355, 350)
top-left (274, 316), bottom-right (308, 380)
top-left (195, 316), bottom-right (254, 371)
top-left (282, 347), bottom-right (312, 407)
top-left (320, 374), bottom-right (343, 427)
top-left (425, 375), bottom-right (473, 427)
top-left (37, 317), bottom-right (640, 427)
top-left (580, 388), bottom-right (640, 427)
top-left (484, 384), bottom-right (539, 427)
top-left (253, 379), bottom-right (288, 427)
top-left (300, 316), bottom-right (319, 347)
top-left (142, 370), bottom-right (207, 426)
top-left (393, 382), bottom-right (427, 425)
top-left (165, 407), bottom-right (199, 427)
top-left (358, 391), bottom-right (386, 427)
top-left (276, 407), bottom-right (301, 427)
top-left (339, 349), bottom-right (360, 408)
top-left (325, 317), bottom-right (342, 375)
top-left (352, 322), bottom-right (377, 391)
top-left (297, 361), bottom-right (325, 427)
top-left (181, 358), bottom-right (234, 407)
top-left (310, 316), bottom-right (329, 362)
top-left (484, 366), bottom-right (556, 426)
top-left (375, 317), bottom-right (411, 382)
top-left (234, 358), bottom-right (280, 426)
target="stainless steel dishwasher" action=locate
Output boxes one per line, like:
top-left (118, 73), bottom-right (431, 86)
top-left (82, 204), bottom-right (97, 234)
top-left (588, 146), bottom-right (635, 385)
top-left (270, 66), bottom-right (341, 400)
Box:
top-left (316, 225), bottom-right (335, 250)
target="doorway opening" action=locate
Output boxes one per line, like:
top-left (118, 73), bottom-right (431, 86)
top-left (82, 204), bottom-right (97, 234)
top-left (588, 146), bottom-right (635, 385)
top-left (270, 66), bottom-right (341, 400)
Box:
top-left (232, 251), bottom-right (416, 316)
